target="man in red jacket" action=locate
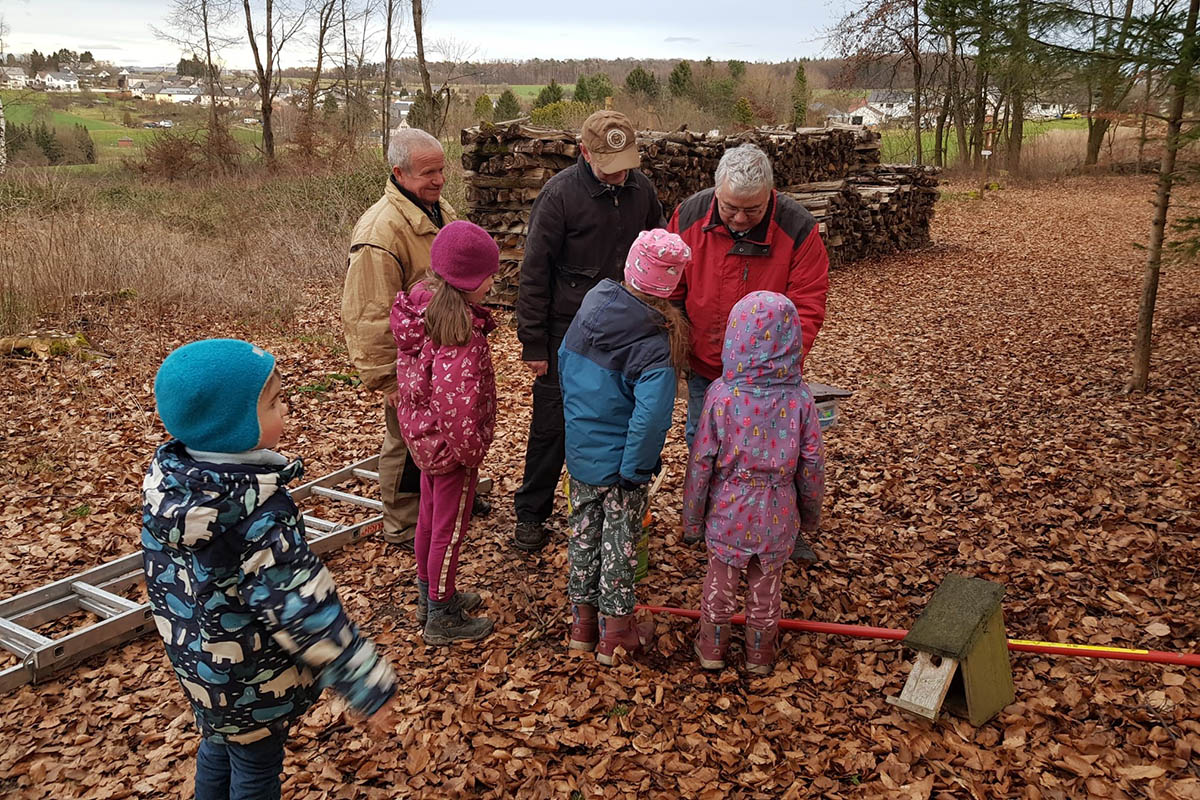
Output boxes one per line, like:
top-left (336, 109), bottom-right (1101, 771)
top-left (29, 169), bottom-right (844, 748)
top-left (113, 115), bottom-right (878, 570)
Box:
top-left (668, 143), bottom-right (829, 447)
top-left (669, 143), bottom-right (829, 561)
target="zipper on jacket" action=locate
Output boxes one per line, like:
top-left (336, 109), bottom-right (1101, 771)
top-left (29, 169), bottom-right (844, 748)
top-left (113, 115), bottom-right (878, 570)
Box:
top-left (742, 263), bottom-right (749, 282)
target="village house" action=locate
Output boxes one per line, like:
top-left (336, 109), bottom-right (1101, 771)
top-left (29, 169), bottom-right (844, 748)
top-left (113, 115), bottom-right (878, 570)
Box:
top-left (2, 67), bottom-right (28, 89)
top-left (36, 71), bottom-right (80, 91)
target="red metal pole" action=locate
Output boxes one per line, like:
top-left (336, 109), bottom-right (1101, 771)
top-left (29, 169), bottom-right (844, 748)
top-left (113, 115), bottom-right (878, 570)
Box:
top-left (636, 605), bottom-right (1200, 668)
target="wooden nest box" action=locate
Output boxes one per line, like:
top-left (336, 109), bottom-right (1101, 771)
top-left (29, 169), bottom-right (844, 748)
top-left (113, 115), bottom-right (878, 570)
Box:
top-left (886, 574), bottom-right (1014, 726)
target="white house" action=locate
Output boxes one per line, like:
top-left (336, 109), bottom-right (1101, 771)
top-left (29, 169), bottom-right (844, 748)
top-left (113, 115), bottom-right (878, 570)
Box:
top-left (867, 89), bottom-right (914, 122)
top-left (38, 71), bottom-right (80, 91)
top-left (2, 67), bottom-right (27, 89)
top-left (843, 100), bottom-right (888, 127)
top-left (160, 86), bottom-right (204, 103)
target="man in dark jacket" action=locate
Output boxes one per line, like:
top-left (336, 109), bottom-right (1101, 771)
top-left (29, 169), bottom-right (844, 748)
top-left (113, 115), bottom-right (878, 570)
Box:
top-left (513, 110), bottom-right (664, 552)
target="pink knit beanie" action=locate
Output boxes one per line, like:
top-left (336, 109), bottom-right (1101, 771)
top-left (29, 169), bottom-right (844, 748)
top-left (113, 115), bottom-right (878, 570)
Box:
top-left (624, 229), bottom-right (691, 298)
top-left (430, 220), bottom-right (500, 292)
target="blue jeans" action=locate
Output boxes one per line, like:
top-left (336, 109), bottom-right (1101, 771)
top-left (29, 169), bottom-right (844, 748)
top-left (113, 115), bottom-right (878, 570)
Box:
top-left (195, 733), bottom-right (286, 800)
top-left (685, 373), bottom-right (714, 449)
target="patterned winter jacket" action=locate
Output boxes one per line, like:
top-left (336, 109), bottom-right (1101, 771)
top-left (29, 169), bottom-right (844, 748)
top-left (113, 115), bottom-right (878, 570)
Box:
top-left (391, 280), bottom-right (497, 475)
top-left (141, 442), bottom-right (397, 744)
top-left (559, 279), bottom-right (678, 487)
top-left (682, 291), bottom-right (825, 571)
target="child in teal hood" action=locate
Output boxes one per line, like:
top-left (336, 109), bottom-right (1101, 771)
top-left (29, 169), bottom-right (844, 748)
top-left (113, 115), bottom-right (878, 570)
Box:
top-left (683, 292), bottom-right (825, 675)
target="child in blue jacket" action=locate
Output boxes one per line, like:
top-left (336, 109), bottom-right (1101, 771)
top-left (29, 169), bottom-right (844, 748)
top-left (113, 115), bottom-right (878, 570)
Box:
top-left (142, 339), bottom-right (397, 800)
top-left (559, 230), bottom-right (691, 665)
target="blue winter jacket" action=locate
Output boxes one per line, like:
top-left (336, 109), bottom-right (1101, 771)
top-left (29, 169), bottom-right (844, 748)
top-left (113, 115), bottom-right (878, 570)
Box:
top-left (141, 441), bottom-right (396, 744)
top-left (559, 279), bottom-right (678, 487)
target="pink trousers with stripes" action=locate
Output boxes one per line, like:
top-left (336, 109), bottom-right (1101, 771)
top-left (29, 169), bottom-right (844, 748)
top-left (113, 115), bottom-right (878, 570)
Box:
top-left (415, 466), bottom-right (478, 602)
top-left (701, 553), bottom-right (783, 632)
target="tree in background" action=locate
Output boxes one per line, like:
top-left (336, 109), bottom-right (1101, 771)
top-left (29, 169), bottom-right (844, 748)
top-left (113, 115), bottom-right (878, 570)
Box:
top-left (791, 62), bottom-right (809, 126)
top-left (728, 59), bottom-right (746, 82)
top-left (473, 94), bottom-right (494, 122)
top-left (28, 50), bottom-right (46, 76)
top-left (625, 66), bottom-right (660, 100)
top-left (668, 60), bottom-right (693, 98)
top-left (240, 0), bottom-right (308, 161)
top-left (176, 54), bottom-right (207, 77)
top-left (533, 79), bottom-right (564, 109)
top-left (494, 88), bottom-right (521, 120)
top-left (573, 72), bottom-right (614, 105)
top-left (80, 51), bottom-right (94, 63)
top-left (573, 73), bottom-right (592, 104)
top-left (732, 96), bottom-right (755, 128)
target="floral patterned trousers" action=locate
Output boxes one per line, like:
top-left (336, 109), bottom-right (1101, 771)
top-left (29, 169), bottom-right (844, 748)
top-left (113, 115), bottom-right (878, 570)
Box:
top-left (701, 553), bottom-right (783, 633)
top-left (566, 479), bottom-right (648, 616)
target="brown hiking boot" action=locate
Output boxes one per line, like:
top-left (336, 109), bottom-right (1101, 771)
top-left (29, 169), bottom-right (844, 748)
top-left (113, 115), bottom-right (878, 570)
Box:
top-left (417, 582), bottom-right (481, 625)
top-left (569, 604), bottom-right (599, 652)
top-left (745, 626), bottom-right (778, 675)
top-left (694, 621), bottom-right (729, 670)
top-left (423, 600), bottom-right (493, 646)
top-left (595, 613), bottom-right (654, 666)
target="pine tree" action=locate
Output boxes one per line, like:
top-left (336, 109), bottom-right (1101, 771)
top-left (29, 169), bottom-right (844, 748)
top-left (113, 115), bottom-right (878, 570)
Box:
top-left (494, 89), bottom-right (521, 120)
top-left (573, 74), bottom-right (591, 105)
top-left (668, 61), bottom-right (693, 99)
top-left (533, 79), bottom-right (564, 109)
top-left (733, 96), bottom-right (755, 128)
top-left (791, 62), bottom-right (809, 127)
top-left (728, 60), bottom-right (746, 82)
top-left (74, 124), bottom-right (96, 163)
top-left (34, 122), bottom-right (63, 164)
top-left (625, 67), bottom-right (660, 100)
top-left (473, 94), bottom-right (494, 122)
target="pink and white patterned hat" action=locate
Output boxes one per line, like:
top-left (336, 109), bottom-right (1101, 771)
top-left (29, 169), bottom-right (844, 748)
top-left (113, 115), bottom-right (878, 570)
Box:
top-left (624, 229), bottom-right (691, 298)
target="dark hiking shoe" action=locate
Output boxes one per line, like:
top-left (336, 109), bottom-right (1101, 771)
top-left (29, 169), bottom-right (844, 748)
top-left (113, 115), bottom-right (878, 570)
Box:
top-left (417, 588), bottom-right (482, 626)
top-left (471, 495), bottom-right (492, 518)
top-left (422, 602), bottom-right (493, 646)
top-left (382, 526), bottom-right (416, 551)
top-left (513, 521), bottom-right (549, 552)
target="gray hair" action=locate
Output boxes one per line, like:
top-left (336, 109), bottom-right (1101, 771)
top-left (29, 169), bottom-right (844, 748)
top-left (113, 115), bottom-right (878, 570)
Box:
top-left (387, 128), bottom-right (442, 172)
top-left (714, 143), bottom-right (774, 196)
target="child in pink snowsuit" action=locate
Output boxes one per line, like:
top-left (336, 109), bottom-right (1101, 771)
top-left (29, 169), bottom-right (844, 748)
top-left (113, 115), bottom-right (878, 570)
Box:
top-left (391, 220), bottom-right (498, 646)
top-left (683, 291), bottom-right (825, 675)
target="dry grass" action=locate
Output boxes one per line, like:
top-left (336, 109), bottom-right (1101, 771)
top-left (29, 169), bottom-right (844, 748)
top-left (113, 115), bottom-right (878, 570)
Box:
top-left (0, 151), bottom-right (417, 335)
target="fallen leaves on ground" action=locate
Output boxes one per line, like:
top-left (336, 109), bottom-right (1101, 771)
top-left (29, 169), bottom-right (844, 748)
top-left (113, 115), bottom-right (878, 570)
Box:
top-left (0, 175), bottom-right (1198, 799)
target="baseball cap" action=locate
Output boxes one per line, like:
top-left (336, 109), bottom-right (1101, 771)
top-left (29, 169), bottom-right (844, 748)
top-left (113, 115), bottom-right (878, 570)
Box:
top-left (580, 110), bottom-right (641, 173)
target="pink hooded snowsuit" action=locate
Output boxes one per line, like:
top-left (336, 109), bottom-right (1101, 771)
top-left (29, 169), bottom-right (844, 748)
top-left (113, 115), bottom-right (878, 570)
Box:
top-left (683, 291), bottom-right (825, 571)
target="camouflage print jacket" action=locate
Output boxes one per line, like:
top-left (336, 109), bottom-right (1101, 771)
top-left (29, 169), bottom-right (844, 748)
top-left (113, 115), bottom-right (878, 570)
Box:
top-left (141, 441), bottom-right (396, 744)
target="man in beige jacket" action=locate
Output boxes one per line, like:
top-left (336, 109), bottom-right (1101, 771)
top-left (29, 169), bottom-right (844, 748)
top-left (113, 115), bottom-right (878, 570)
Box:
top-left (343, 127), bottom-right (489, 547)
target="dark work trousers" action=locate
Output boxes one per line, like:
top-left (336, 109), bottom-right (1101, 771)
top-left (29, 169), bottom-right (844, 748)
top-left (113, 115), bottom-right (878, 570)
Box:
top-left (514, 334), bottom-right (565, 524)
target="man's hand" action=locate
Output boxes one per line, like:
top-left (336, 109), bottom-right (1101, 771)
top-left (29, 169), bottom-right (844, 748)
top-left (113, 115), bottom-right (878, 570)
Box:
top-left (524, 360), bottom-right (549, 378)
top-left (383, 388), bottom-right (402, 408)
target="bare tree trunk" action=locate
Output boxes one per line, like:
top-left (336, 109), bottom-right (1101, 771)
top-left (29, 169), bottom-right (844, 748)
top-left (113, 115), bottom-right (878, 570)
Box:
top-left (934, 86), bottom-right (950, 167)
top-left (1006, 0), bottom-right (1030, 174)
top-left (243, 0), bottom-right (276, 160)
top-left (412, 0), bottom-right (435, 131)
top-left (1086, 0), bottom-right (1136, 166)
top-left (911, 0), bottom-right (923, 165)
top-left (1136, 68), bottom-right (1152, 172)
top-left (381, 0), bottom-right (395, 154)
top-left (1130, 0), bottom-right (1199, 391)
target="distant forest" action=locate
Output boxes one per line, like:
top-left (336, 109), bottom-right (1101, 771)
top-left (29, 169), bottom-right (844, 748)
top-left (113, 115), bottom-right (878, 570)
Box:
top-left (278, 57), bottom-right (912, 90)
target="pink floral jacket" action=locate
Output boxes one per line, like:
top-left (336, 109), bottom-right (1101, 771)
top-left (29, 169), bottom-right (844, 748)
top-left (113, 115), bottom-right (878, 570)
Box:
top-left (390, 282), bottom-right (497, 475)
top-left (683, 291), bottom-right (825, 570)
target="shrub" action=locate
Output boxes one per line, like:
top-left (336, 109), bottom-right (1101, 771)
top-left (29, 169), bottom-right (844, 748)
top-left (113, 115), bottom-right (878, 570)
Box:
top-left (530, 100), bottom-right (593, 130)
top-left (533, 80), bottom-right (564, 110)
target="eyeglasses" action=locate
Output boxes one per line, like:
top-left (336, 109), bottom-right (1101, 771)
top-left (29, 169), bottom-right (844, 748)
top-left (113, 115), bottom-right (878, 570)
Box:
top-left (716, 197), bottom-right (769, 218)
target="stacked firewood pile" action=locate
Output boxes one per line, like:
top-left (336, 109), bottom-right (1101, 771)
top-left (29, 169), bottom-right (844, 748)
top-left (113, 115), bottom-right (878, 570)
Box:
top-left (460, 119), bottom-right (932, 296)
top-left (784, 165), bottom-right (941, 266)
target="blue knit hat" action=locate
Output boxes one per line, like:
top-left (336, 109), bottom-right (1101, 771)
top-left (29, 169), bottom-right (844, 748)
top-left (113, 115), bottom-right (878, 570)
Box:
top-left (154, 339), bottom-right (277, 452)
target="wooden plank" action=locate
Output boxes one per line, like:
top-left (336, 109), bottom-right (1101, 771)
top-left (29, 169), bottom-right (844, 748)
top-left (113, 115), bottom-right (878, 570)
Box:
top-left (886, 651), bottom-right (959, 721)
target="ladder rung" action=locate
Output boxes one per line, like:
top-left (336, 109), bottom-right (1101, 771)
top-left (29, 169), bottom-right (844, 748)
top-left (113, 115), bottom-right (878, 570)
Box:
top-left (72, 582), bottom-right (141, 618)
top-left (0, 617), bottom-right (53, 657)
top-left (352, 468), bottom-right (380, 482)
top-left (302, 516), bottom-right (338, 532)
top-left (310, 487), bottom-right (383, 511)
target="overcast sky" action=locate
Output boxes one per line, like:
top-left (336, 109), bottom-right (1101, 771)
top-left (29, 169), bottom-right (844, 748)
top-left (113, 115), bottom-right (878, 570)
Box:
top-left (1, 0), bottom-right (842, 69)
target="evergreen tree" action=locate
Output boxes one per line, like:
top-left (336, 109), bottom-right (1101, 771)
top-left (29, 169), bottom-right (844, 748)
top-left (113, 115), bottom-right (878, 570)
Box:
top-left (624, 66), bottom-right (660, 100)
top-left (573, 74), bottom-right (591, 104)
top-left (80, 51), bottom-right (94, 64)
top-left (5, 54), bottom-right (16, 66)
top-left (34, 122), bottom-right (63, 164)
top-left (73, 124), bottom-right (96, 163)
top-left (494, 88), bottom-right (521, 120)
top-left (733, 96), bottom-right (755, 128)
top-left (29, 50), bottom-right (46, 76)
top-left (728, 59), bottom-right (746, 82)
top-left (668, 60), bottom-right (693, 98)
top-left (473, 94), bottom-right (494, 122)
top-left (533, 79), bottom-right (564, 109)
top-left (791, 62), bottom-right (809, 126)
top-left (586, 73), bottom-right (614, 103)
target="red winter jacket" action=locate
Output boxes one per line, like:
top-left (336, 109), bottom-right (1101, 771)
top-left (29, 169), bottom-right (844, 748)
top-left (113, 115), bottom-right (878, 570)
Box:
top-left (668, 188), bottom-right (829, 380)
top-left (390, 282), bottom-right (497, 475)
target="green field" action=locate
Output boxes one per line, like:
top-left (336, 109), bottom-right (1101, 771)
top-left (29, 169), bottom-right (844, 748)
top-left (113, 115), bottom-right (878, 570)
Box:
top-left (2, 91), bottom-right (263, 165)
top-left (879, 117), bottom-right (1090, 164)
top-left (508, 84), bottom-right (575, 100)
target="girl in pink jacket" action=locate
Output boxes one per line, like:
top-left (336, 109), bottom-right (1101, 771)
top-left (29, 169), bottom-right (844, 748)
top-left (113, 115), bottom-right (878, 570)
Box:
top-left (683, 291), bottom-right (825, 674)
top-left (391, 221), bottom-right (498, 646)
